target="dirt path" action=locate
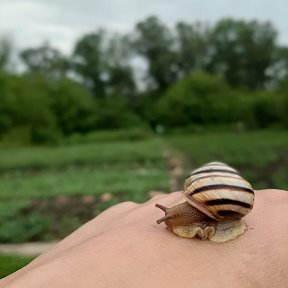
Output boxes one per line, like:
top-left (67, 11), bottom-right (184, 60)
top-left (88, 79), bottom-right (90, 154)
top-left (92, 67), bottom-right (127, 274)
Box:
top-left (0, 241), bottom-right (58, 256)
top-left (162, 147), bottom-right (185, 191)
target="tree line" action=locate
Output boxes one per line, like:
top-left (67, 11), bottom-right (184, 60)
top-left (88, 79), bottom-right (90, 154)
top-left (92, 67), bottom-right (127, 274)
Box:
top-left (0, 16), bottom-right (288, 144)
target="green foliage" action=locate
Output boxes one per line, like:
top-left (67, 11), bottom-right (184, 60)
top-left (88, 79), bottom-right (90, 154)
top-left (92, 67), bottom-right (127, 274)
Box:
top-left (73, 31), bottom-right (135, 97)
top-left (175, 22), bottom-right (208, 74)
top-left (73, 30), bottom-right (107, 96)
top-left (206, 18), bottom-right (277, 89)
top-left (1, 16), bottom-right (288, 147)
top-left (154, 72), bottom-right (237, 127)
top-left (0, 254), bottom-right (34, 278)
top-left (49, 78), bottom-right (96, 134)
top-left (0, 73), bottom-right (99, 144)
top-left (251, 91), bottom-right (282, 128)
top-left (20, 42), bottom-right (69, 79)
top-left (64, 128), bottom-right (153, 145)
top-left (0, 37), bottom-right (12, 72)
top-left (0, 212), bottom-right (51, 243)
top-left (0, 73), bottom-right (60, 144)
top-left (0, 200), bottom-right (51, 243)
top-left (278, 80), bottom-right (288, 128)
top-left (133, 16), bottom-right (178, 91)
top-left (95, 97), bottom-right (147, 129)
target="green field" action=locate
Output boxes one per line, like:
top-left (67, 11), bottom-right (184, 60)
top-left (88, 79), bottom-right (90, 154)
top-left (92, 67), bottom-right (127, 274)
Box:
top-left (0, 130), bottom-right (288, 278)
top-left (0, 254), bottom-right (34, 279)
top-left (0, 138), bottom-right (169, 243)
top-left (167, 130), bottom-right (288, 189)
top-left (0, 131), bottom-right (287, 246)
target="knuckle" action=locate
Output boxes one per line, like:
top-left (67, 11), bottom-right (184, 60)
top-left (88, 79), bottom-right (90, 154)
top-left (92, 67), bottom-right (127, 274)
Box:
top-left (115, 201), bottom-right (138, 209)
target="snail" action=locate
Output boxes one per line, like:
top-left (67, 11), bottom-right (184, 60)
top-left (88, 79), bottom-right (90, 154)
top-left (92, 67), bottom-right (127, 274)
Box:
top-left (155, 161), bottom-right (254, 243)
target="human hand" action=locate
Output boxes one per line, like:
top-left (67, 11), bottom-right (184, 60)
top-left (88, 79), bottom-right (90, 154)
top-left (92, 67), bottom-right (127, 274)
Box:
top-left (1, 189), bottom-right (288, 288)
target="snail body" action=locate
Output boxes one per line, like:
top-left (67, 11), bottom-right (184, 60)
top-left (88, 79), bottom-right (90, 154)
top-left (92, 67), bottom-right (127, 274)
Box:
top-left (156, 162), bottom-right (254, 243)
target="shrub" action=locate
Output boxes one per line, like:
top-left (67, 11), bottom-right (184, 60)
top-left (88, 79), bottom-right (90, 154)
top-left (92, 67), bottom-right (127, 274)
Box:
top-left (278, 81), bottom-right (288, 128)
top-left (49, 78), bottom-right (96, 134)
top-left (64, 128), bottom-right (153, 144)
top-left (251, 91), bottom-right (282, 128)
top-left (0, 73), bottom-right (60, 144)
top-left (153, 72), bottom-right (239, 127)
top-left (95, 96), bottom-right (147, 129)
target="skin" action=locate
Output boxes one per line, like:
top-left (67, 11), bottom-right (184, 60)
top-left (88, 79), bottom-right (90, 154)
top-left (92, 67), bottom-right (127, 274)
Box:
top-left (0, 189), bottom-right (288, 288)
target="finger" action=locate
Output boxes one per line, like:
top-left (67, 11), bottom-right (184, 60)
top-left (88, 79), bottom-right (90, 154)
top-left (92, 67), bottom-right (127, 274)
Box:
top-left (113, 192), bottom-right (183, 228)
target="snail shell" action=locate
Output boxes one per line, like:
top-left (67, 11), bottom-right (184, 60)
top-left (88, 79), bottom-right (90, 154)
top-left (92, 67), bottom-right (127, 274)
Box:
top-left (184, 161), bottom-right (254, 221)
top-left (155, 161), bottom-right (255, 243)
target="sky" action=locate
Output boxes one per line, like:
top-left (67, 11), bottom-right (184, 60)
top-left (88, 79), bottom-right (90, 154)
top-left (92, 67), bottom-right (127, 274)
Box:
top-left (0, 0), bottom-right (288, 54)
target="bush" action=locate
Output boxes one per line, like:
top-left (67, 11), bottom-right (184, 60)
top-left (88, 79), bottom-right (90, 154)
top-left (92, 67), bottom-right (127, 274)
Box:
top-left (278, 81), bottom-right (288, 128)
top-left (49, 78), bottom-right (96, 134)
top-left (64, 128), bottom-right (153, 144)
top-left (0, 73), bottom-right (60, 144)
top-left (0, 73), bottom-right (98, 145)
top-left (95, 96), bottom-right (148, 129)
top-left (0, 201), bottom-right (51, 243)
top-left (153, 72), bottom-right (239, 127)
top-left (251, 91), bottom-right (282, 128)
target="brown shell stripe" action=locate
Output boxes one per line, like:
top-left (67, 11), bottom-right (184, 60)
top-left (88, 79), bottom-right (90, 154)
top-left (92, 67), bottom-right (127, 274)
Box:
top-left (188, 174), bottom-right (243, 186)
top-left (189, 184), bottom-right (254, 196)
top-left (216, 210), bottom-right (244, 219)
top-left (191, 169), bottom-right (239, 176)
top-left (205, 198), bottom-right (252, 209)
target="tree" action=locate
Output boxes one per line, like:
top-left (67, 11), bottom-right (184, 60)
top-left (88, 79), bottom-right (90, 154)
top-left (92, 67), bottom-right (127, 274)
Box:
top-left (73, 31), bottom-right (135, 97)
top-left (266, 46), bottom-right (288, 88)
top-left (105, 34), bottom-right (136, 97)
top-left (206, 19), bottom-right (277, 89)
top-left (133, 16), bottom-right (178, 92)
top-left (0, 36), bottom-right (13, 71)
top-left (175, 22), bottom-right (209, 76)
top-left (20, 42), bottom-right (69, 79)
top-left (0, 73), bottom-right (59, 144)
top-left (73, 30), bottom-right (107, 97)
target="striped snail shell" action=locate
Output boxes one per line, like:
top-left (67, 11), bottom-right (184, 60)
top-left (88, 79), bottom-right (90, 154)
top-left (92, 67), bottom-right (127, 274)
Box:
top-left (155, 161), bottom-right (255, 243)
top-left (183, 161), bottom-right (254, 221)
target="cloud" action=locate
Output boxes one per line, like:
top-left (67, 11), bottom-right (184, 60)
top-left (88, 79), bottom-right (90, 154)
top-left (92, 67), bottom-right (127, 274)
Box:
top-left (0, 0), bottom-right (288, 54)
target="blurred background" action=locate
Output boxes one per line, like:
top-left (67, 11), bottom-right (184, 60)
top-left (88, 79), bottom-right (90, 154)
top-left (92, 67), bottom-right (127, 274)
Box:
top-left (0, 0), bottom-right (287, 277)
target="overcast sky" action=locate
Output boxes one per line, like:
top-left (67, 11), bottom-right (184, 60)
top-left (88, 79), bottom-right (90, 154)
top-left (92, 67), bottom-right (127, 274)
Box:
top-left (0, 0), bottom-right (288, 54)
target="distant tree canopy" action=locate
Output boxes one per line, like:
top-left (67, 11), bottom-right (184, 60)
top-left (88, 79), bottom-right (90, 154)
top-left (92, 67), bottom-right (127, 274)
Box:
top-left (206, 19), bottom-right (277, 89)
top-left (0, 36), bottom-right (13, 71)
top-left (20, 42), bottom-right (69, 79)
top-left (73, 30), bottom-right (135, 97)
top-left (133, 16), bottom-right (178, 92)
top-left (0, 16), bottom-right (288, 144)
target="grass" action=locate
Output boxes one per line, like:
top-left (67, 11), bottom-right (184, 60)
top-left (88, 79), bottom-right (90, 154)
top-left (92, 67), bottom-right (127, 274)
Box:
top-left (0, 254), bottom-right (34, 279)
top-left (0, 167), bottom-right (168, 200)
top-left (0, 130), bottom-right (287, 245)
top-left (0, 138), bottom-right (170, 243)
top-left (0, 130), bottom-right (288, 277)
top-left (167, 130), bottom-right (288, 189)
top-left (0, 139), bottom-right (163, 172)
